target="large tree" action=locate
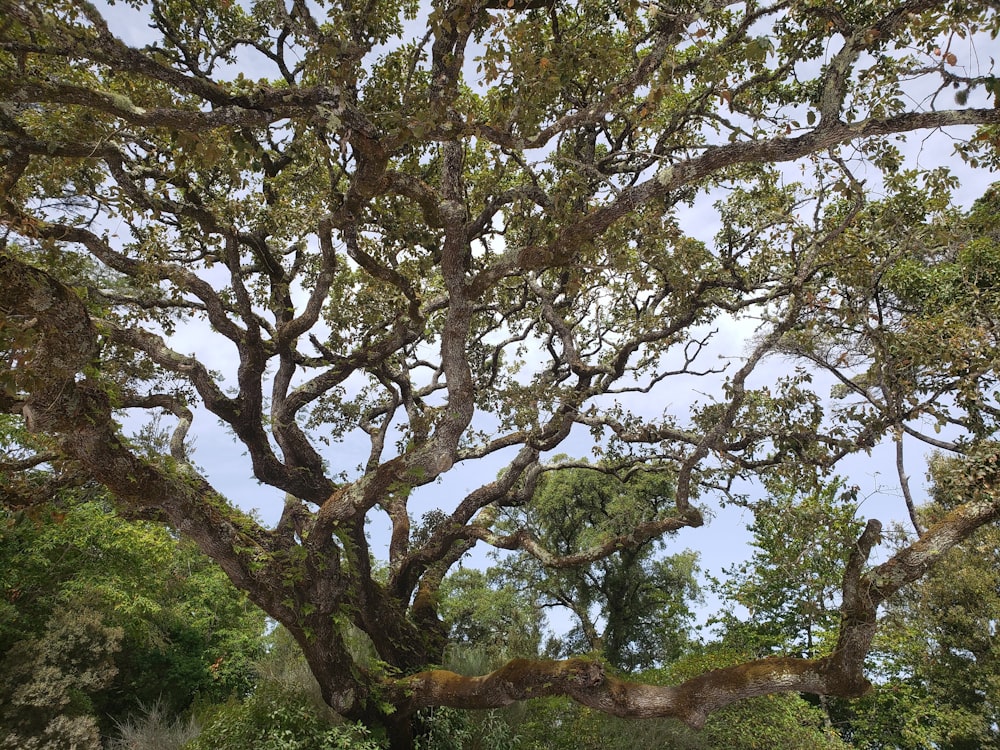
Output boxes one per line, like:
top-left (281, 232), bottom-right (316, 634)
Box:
top-left (2, 0), bottom-right (1000, 745)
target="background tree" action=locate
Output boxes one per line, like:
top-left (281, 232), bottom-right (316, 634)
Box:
top-left (495, 461), bottom-right (700, 672)
top-left (2, 0), bottom-right (1000, 746)
top-left (711, 475), bottom-right (864, 660)
top-left (438, 566), bottom-right (543, 670)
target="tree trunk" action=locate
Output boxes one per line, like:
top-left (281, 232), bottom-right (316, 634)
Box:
top-left (385, 713), bottom-right (416, 750)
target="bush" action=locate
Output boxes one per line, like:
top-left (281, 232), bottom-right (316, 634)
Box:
top-left (0, 604), bottom-right (121, 750)
top-left (185, 682), bottom-right (383, 750)
top-left (184, 626), bottom-right (384, 750)
top-left (108, 701), bottom-right (199, 750)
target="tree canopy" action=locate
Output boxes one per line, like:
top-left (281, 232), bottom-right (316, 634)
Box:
top-left (2, 0), bottom-right (1000, 746)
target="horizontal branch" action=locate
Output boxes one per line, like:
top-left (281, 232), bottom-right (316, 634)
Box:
top-left (400, 471), bottom-right (1000, 724)
top-left (397, 653), bottom-right (859, 729)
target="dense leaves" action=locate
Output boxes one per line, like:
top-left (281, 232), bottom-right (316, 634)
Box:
top-left (0, 470), bottom-right (265, 746)
top-left (495, 462), bottom-right (700, 672)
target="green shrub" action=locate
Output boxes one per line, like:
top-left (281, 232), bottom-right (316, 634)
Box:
top-left (0, 604), bottom-right (121, 750)
top-left (185, 682), bottom-right (384, 750)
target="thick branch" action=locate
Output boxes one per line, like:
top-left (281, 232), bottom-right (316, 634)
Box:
top-left (473, 108), bottom-right (1000, 292)
top-left (397, 654), bottom-right (855, 729)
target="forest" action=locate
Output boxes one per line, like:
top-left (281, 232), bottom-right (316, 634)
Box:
top-left (1, 0), bottom-right (1000, 747)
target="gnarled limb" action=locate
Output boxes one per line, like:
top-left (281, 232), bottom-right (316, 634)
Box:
top-left (397, 484), bottom-right (1000, 728)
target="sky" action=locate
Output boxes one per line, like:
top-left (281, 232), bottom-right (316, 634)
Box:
top-left (95, 1), bottom-right (999, 633)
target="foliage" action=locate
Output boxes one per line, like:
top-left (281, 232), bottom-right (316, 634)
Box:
top-left (711, 476), bottom-right (863, 658)
top-left (187, 626), bottom-right (385, 750)
top-left (2, 0), bottom-right (1000, 744)
top-left (414, 706), bottom-right (521, 750)
top-left (439, 566), bottom-right (543, 669)
top-left (0, 604), bottom-right (121, 750)
top-left (0, 489), bottom-right (266, 741)
top-left (496, 462), bottom-right (700, 672)
top-left (778, 176), bottom-right (1000, 486)
top-left (186, 683), bottom-right (385, 750)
